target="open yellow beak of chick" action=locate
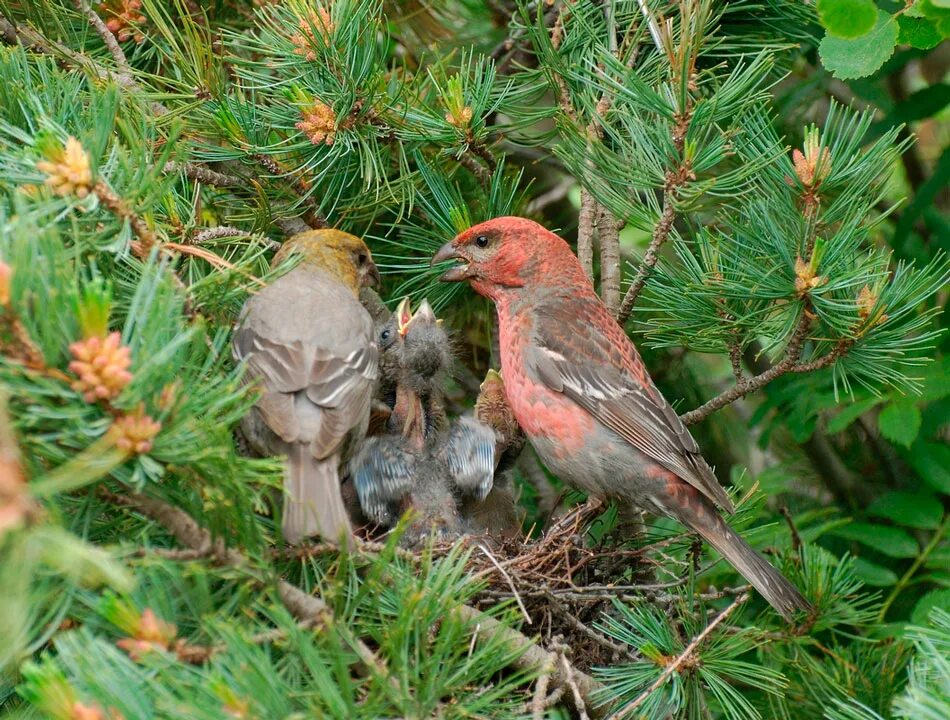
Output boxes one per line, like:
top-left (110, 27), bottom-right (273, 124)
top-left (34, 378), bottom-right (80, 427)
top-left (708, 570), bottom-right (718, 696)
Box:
top-left (395, 296), bottom-right (413, 337)
top-left (396, 297), bottom-right (443, 337)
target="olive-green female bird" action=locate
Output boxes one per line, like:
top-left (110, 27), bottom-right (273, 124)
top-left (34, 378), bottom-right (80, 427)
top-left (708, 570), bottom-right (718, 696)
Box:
top-left (233, 229), bottom-right (380, 546)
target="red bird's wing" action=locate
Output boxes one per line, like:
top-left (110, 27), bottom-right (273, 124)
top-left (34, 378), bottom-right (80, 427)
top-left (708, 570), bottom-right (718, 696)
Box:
top-left (526, 307), bottom-right (735, 513)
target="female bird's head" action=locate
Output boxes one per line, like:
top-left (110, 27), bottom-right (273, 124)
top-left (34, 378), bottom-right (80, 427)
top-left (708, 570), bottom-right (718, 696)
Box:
top-left (431, 216), bottom-right (582, 299)
top-left (273, 229), bottom-right (380, 295)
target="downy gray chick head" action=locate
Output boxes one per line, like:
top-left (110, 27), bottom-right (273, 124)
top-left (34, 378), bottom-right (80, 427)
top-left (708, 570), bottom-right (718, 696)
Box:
top-left (399, 298), bottom-right (452, 397)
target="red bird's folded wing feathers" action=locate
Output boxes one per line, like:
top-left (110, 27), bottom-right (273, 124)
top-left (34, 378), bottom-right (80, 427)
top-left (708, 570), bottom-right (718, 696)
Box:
top-left (526, 307), bottom-right (735, 513)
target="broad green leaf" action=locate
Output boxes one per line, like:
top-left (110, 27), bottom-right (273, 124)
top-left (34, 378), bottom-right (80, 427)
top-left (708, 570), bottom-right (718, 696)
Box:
top-left (907, 440), bottom-right (950, 494)
top-left (817, 0), bottom-right (878, 38)
top-left (819, 11), bottom-right (899, 79)
top-left (897, 15), bottom-right (944, 48)
top-left (878, 400), bottom-right (922, 448)
top-left (832, 522), bottom-right (920, 558)
top-left (867, 491), bottom-right (944, 529)
top-left (826, 396), bottom-right (882, 434)
top-left (853, 557), bottom-right (899, 586)
top-left (911, 589), bottom-right (950, 625)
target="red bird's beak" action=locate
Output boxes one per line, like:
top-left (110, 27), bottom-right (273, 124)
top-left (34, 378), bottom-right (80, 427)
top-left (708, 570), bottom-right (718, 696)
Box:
top-left (431, 242), bottom-right (472, 282)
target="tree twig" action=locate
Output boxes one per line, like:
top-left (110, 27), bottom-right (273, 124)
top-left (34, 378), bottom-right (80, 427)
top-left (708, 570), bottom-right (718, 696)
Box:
top-left (544, 590), bottom-right (639, 662)
top-left (457, 151), bottom-right (492, 185)
top-left (530, 657), bottom-right (555, 720)
top-left (73, 0), bottom-right (130, 78)
top-left (100, 489), bottom-right (390, 682)
top-left (163, 161), bottom-right (243, 189)
top-left (616, 183), bottom-right (676, 325)
top-left (678, 313), bottom-right (812, 425)
top-left (475, 542), bottom-right (532, 625)
top-left (92, 180), bottom-right (158, 256)
top-left (604, 593), bottom-right (749, 720)
top-left (559, 647), bottom-right (591, 720)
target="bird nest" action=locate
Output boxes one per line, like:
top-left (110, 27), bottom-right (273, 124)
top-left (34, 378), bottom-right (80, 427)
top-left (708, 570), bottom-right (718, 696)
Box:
top-left (427, 500), bottom-right (691, 670)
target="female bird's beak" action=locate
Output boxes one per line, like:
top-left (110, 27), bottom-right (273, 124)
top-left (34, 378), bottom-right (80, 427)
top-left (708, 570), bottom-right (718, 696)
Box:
top-left (431, 242), bottom-right (472, 282)
top-left (362, 260), bottom-right (381, 288)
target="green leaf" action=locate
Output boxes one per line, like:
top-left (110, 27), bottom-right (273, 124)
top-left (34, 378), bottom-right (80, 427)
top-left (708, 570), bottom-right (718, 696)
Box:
top-left (853, 557), bottom-right (899, 586)
top-left (832, 522), bottom-right (920, 558)
top-left (918, 0), bottom-right (950, 36)
top-left (867, 491), bottom-right (944, 529)
top-left (919, 355), bottom-right (950, 402)
top-left (878, 400), bottom-right (922, 448)
top-left (819, 11), bottom-right (899, 79)
top-left (907, 440), bottom-right (950, 494)
top-left (817, 0), bottom-right (878, 38)
top-left (826, 396), bottom-right (883, 434)
top-left (911, 588), bottom-right (950, 625)
top-left (888, 84), bottom-right (950, 125)
top-left (897, 15), bottom-right (944, 48)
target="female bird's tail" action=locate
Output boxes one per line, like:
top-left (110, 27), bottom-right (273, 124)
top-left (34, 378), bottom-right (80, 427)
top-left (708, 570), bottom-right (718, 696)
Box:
top-left (672, 492), bottom-right (812, 622)
top-left (282, 444), bottom-right (353, 548)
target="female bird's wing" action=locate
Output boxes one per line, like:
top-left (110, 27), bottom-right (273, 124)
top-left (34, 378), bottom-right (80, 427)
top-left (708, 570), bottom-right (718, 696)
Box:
top-left (440, 416), bottom-right (495, 501)
top-left (233, 332), bottom-right (378, 457)
top-left (525, 304), bottom-right (735, 513)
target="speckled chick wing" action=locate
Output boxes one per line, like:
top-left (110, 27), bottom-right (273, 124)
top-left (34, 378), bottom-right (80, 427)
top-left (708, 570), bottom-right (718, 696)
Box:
top-left (234, 263), bottom-right (378, 546)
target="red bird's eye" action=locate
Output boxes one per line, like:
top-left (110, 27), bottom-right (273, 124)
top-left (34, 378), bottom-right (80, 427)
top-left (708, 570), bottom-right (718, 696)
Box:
top-left (475, 235), bottom-right (489, 248)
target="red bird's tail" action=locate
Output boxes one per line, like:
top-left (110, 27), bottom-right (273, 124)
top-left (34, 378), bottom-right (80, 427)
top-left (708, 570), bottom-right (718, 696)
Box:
top-left (671, 492), bottom-right (811, 621)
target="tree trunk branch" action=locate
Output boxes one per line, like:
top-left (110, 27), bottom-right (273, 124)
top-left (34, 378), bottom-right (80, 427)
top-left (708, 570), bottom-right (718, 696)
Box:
top-left (598, 205), bottom-right (622, 315)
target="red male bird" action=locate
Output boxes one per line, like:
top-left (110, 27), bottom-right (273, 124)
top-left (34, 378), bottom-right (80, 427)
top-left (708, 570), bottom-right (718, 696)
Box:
top-left (432, 216), bottom-right (810, 620)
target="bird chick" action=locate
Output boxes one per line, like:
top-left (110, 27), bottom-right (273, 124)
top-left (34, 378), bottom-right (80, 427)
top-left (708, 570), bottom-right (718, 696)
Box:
top-left (475, 368), bottom-right (526, 474)
top-left (365, 296), bottom-right (412, 436)
top-left (351, 299), bottom-right (498, 546)
top-left (397, 298), bottom-right (452, 439)
top-left (233, 229), bottom-right (379, 546)
top-left (351, 417), bottom-right (498, 548)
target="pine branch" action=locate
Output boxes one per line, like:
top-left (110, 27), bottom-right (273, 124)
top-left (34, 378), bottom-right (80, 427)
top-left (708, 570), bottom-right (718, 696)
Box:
top-left (100, 489), bottom-right (391, 682)
top-left (92, 180), bottom-right (158, 257)
top-left (163, 161), bottom-right (243, 189)
top-left (0, 17), bottom-right (324, 239)
top-left (457, 152), bottom-right (491, 185)
top-left (678, 313), bottom-right (811, 425)
top-left (455, 603), bottom-right (607, 718)
top-left (72, 0), bottom-right (130, 79)
top-left (603, 593), bottom-right (749, 720)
